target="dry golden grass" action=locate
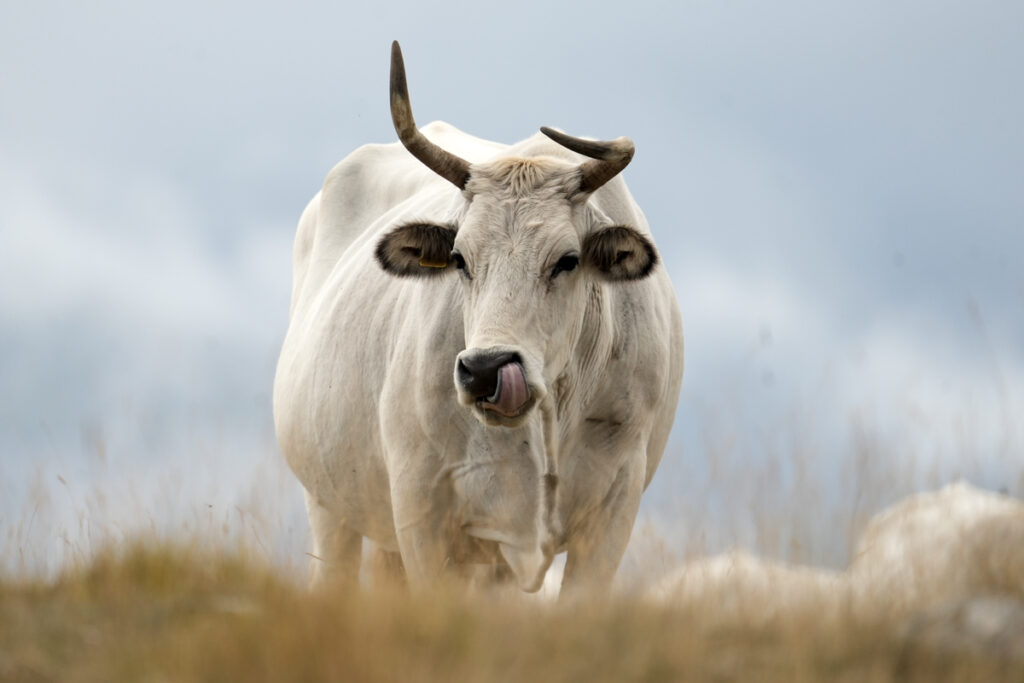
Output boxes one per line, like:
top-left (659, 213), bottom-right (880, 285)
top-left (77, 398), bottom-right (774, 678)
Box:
top-left (3, 388), bottom-right (1021, 682)
top-left (1, 540), bottom-right (1019, 682)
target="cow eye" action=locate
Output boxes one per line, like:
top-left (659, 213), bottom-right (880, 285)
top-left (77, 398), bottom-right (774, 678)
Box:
top-left (551, 253), bottom-right (579, 278)
top-left (451, 251), bottom-right (470, 278)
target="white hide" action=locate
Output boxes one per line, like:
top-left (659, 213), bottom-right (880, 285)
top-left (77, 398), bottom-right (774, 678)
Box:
top-left (651, 482), bottom-right (1023, 620)
top-left (274, 121), bottom-right (684, 593)
top-left (849, 480), bottom-right (1024, 611)
top-left (648, 550), bottom-right (846, 626)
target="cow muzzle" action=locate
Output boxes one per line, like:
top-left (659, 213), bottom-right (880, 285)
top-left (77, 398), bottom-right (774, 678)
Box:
top-left (454, 348), bottom-right (542, 425)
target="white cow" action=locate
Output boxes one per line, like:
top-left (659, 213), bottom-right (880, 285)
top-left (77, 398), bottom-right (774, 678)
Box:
top-left (273, 43), bottom-right (684, 594)
top-left (651, 481), bottom-right (1024, 621)
top-left (648, 550), bottom-right (848, 626)
top-left (849, 480), bottom-right (1024, 612)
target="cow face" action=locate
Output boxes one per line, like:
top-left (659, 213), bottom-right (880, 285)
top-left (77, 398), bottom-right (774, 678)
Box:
top-left (381, 40), bottom-right (656, 428)
top-left (376, 156), bottom-right (658, 428)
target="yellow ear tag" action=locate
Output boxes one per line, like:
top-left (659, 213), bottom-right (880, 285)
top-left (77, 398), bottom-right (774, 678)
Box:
top-left (418, 258), bottom-right (448, 269)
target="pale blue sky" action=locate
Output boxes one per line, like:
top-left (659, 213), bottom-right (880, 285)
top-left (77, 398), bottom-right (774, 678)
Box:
top-left (2, 1), bottom-right (1022, 570)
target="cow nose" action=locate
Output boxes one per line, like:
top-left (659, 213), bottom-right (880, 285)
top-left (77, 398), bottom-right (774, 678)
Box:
top-left (456, 350), bottom-right (520, 400)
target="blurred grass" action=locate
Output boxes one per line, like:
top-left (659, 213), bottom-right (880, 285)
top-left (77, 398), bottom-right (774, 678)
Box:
top-left (3, 540), bottom-right (1019, 682)
top-left (2, 372), bottom-right (1021, 681)
top-left (0, 541), bottom-right (910, 683)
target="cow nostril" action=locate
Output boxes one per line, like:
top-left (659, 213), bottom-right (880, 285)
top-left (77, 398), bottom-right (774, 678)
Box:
top-left (456, 358), bottom-right (474, 388)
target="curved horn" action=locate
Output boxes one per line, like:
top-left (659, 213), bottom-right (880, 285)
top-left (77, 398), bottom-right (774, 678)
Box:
top-left (539, 126), bottom-right (635, 194)
top-left (390, 41), bottom-right (471, 190)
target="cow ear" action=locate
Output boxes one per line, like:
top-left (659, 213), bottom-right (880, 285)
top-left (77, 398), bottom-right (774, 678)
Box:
top-left (582, 225), bottom-right (658, 281)
top-left (375, 223), bottom-right (457, 277)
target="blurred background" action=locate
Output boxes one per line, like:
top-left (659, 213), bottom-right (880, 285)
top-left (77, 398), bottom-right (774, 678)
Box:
top-left (2, 0), bottom-right (1022, 578)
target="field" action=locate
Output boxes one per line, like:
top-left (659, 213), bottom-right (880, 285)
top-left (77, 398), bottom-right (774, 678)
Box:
top-left (3, 413), bottom-right (1022, 681)
top-left (0, 542), bottom-right (990, 682)
top-left (3, 488), bottom-right (1023, 681)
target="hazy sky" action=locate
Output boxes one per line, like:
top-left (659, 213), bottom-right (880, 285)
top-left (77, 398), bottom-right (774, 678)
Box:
top-left (2, 1), bottom-right (1022, 570)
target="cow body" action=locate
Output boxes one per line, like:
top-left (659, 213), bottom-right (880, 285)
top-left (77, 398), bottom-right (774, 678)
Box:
top-left (274, 46), bottom-right (683, 594)
top-left (849, 481), bottom-right (1024, 609)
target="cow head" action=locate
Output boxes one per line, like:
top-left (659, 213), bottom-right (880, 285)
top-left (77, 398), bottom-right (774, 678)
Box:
top-left (376, 42), bottom-right (658, 432)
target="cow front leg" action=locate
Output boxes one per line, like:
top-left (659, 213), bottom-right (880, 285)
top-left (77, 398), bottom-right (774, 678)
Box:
top-left (304, 490), bottom-right (363, 589)
top-left (389, 476), bottom-right (457, 590)
top-left (560, 455), bottom-right (645, 596)
top-left (392, 514), bottom-right (455, 589)
top-left (369, 547), bottom-right (407, 589)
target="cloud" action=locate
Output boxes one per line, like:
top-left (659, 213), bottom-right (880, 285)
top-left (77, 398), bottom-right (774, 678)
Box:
top-left (667, 258), bottom-right (1023, 495)
top-left (0, 155), bottom-right (291, 450)
top-left (2, 0), bottom-right (1023, 572)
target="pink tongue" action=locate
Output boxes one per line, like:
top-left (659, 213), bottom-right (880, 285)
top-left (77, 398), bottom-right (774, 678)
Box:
top-left (484, 362), bottom-right (529, 416)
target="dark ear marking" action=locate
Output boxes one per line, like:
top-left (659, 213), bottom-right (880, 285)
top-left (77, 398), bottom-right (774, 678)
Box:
top-left (375, 222), bottom-right (457, 277)
top-left (582, 225), bottom-right (658, 281)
